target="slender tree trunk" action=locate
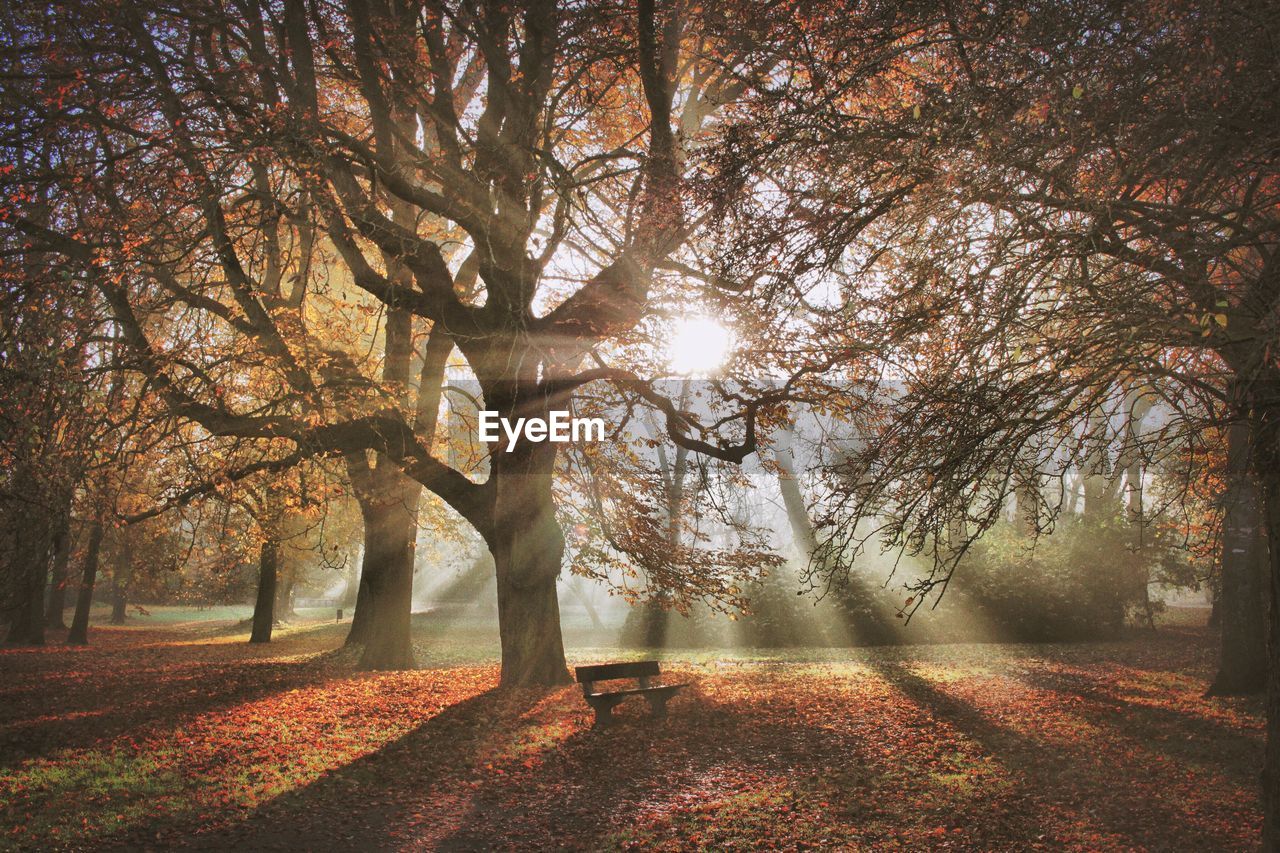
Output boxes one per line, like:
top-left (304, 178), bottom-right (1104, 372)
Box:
top-left (342, 547), bottom-right (361, 609)
top-left (1014, 474), bottom-right (1040, 536)
top-left (273, 565), bottom-right (295, 623)
top-left (776, 435), bottom-right (880, 639)
top-left (109, 533), bottom-right (131, 626)
top-left (109, 579), bottom-right (127, 624)
top-left (1209, 419), bottom-right (1267, 695)
top-left (44, 517), bottom-right (71, 629)
top-left (636, 398), bottom-right (688, 651)
top-left (776, 444), bottom-right (817, 557)
top-left (490, 446), bottom-right (570, 687)
top-left (67, 520), bottom-right (103, 645)
top-left (249, 538), bottom-right (279, 644)
top-left (566, 579), bottom-right (604, 630)
top-left (1121, 392), bottom-right (1156, 630)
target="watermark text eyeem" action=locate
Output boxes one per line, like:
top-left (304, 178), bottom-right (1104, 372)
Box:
top-left (478, 410), bottom-right (606, 452)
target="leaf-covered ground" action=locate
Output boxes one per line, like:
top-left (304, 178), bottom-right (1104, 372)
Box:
top-left (0, 614), bottom-right (1262, 851)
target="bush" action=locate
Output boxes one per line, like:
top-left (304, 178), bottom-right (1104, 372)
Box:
top-left (957, 517), bottom-right (1155, 641)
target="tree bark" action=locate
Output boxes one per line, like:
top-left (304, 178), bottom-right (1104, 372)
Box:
top-left (640, 599), bottom-right (670, 647)
top-left (353, 487), bottom-right (419, 669)
top-left (67, 520), bottom-right (103, 646)
top-left (109, 575), bottom-right (127, 625)
top-left (345, 564), bottom-right (373, 645)
top-left (44, 513), bottom-right (72, 629)
top-left (249, 537), bottom-right (279, 643)
top-left (1260, 457), bottom-right (1280, 851)
top-left (1209, 419), bottom-right (1268, 695)
top-left (1252, 387), bottom-right (1280, 850)
top-left (108, 533), bottom-right (131, 625)
top-left (274, 564), bottom-right (295, 623)
top-left (6, 512), bottom-right (52, 645)
top-left (490, 445), bottom-right (570, 687)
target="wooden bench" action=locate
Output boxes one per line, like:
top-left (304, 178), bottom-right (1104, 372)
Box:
top-left (575, 661), bottom-right (687, 727)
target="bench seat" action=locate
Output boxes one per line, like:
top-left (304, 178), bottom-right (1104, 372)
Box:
top-left (583, 683), bottom-right (686, 700)
top-left (575, 661), bottom-right (687, 727)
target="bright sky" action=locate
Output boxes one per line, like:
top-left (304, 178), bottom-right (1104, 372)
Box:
top-left (667, 315), bottom-right (735, 377)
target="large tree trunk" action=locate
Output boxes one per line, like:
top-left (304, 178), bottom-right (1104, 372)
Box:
top-left (490, 446), bottom-right (570, 687)
top-left (345, 565), bottom-right (373, 645)
top-left (44, 514), bottom-right (72, 629)
top-left (1253, 390), bottom-right (1280, 850)
top-left (1209, 419), bottom-right (1268, 695)
top-left (353, 486), bottom-right (419, 670)
top-left (249, 538), bottom-right (279, 644)
top-left (67, 520), bottom-right (103, 646)
top-left (1261, 461), bottom-right (1280, 850)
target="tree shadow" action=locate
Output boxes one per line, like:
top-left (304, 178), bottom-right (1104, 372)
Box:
top-left (29, 649), bottom-right (1256, 851)
top-left (175, 683), bottom-right (727, 850)
top-left (866, 658), bottom-right (1259, 850)
top-left (171, 685), bottom-right (552, 851)
top-left (0, 627), bottom-right (349, 768)
top-left (1011, 662), bottom-right (1263, 788)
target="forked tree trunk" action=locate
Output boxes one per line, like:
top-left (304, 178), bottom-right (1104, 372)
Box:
top-left (249, 538), bottom-right (279, 644)
top-left (354, 491), bottom-right (419, 670)
top-left (1209, 420), bottom-right (1267, 695)
top-left (490, 446), bottom-right (570, 687)
top-left (67, 520), bottom-right (103, 646)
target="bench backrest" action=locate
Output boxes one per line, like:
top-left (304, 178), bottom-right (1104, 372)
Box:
top-left (575, 660), bottom-right (660, 684)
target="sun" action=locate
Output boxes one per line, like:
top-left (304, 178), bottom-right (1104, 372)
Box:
top-left (666, 315), bottom-right (735, 377)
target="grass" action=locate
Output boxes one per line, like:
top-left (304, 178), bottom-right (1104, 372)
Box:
top-left (0, 608), bottom-right (1262, 851)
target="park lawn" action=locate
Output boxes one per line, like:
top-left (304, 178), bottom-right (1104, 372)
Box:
top-left (0, 615), bottom-right (1263, 851)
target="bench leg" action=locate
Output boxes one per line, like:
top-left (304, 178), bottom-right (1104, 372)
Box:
top-left (644, 693), bottom-right (670, 719)
top-left (588, 695), bottom-right (625, 728)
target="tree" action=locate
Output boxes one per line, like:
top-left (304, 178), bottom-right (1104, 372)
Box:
top-left (1208, 418), bottom-right (1268, 694)
top-left (764, 0), bottom-right (1279, 841)
top-left (4, 0), bottom-right (907, 683)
